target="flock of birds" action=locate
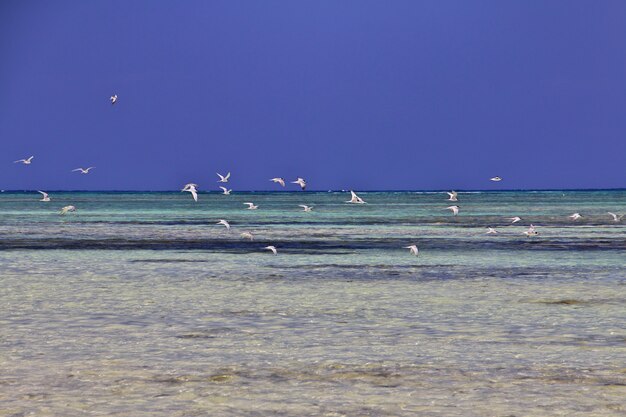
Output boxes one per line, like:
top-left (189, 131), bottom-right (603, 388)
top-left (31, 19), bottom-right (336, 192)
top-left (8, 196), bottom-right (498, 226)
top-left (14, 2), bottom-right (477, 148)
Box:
top-left (7, 95), bottom-right (625, 257)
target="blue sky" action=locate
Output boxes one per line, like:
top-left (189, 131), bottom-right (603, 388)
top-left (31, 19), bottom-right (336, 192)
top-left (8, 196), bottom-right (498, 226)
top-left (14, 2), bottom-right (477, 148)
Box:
top-left (1, 0), bottom-right (625, 191)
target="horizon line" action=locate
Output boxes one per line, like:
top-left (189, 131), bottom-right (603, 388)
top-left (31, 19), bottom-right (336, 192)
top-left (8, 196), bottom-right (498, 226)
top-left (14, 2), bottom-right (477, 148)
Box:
top-left (1, 187), bottom-right (625, 193)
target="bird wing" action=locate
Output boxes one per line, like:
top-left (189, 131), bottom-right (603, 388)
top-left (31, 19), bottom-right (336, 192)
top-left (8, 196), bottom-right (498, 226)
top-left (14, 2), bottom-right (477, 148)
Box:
top-left (191, 189), bottom-right (198, 202)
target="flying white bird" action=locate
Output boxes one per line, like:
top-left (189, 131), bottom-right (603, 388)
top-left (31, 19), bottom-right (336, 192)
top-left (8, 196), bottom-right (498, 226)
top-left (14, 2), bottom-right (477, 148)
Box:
top-left (59, 205), bottom-right (76, 215)
top-left (270, 177), bottom-right (286, 187)
top-left (292, 177), bottom-right (306, 190)
top-left (486, 227), bottom-right (498, 234)
top-left (240, 232), bottom-right (254, 240)
top-left (37, 191), bottom-right (51, 202)
top-left (607, 212), bottom-right (623, 222)
top-left (219, 186), bottom-right (232, 195)
top-left (14, 156), bottom-right (34, 164)
top-left (446, 191), bottom-right (458, 202)
top-left (72, 167), bottom-right (95, 174)
top-left (216, 219), bottom-right (230, 230)
top-left (523, 224), bottom-right (538, 237)
top-left (244, 202), bottom-right (258, 210)
top-left (404, 245), bottom-right (419, 256)
top-left (569, 213), bottom-right (582, 221)
top-left (346, 190), bottom-right (366, 204)
top-left (446, 205), bottom-right (459, 216)
top-left (299, 205), bottom-right (313, 212)
top-left (181, 183), bottom-right (198, 202)
top-left (264, 245), bottom-right (277, 255)
top-left (216, 172), bottom-right (230, 183)
top-left (110, 94), bottom-right (118, 104)
top-left (490, 176), bottom-right (502, 182)
top-left (507, 216), bottom-right (522, 224)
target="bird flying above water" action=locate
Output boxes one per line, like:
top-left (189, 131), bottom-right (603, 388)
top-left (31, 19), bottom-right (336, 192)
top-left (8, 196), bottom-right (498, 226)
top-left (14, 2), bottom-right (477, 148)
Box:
top-left (216, 219), bottom-right (230, 230)
top-left (37, 191), bottom-right (50, 202)
top-left (270, 178), bottom-right (286, 187)
top-left (59, 205), bottom-right (76, 215)
top-left (346, 191), bottom-right (366, 204)
top-left (523, 224), bottom-right (538, 237)
top-left (404, 245), bottom-right (419, 256)
top-left (72, 167), bottom-right (95, 174)
top-left (292, 178), bottom-right (307, 190)
top-left (181, 183), bottom-right (198, 202)
top-left (216, 172), bottom-right (230, 183)
top-left (14, 156), bottom-right (34, 164)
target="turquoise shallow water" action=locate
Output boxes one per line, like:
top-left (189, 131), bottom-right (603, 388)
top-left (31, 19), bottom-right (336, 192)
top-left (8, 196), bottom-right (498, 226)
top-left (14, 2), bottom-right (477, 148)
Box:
top-left (0, 190), bottom-right (625, 416)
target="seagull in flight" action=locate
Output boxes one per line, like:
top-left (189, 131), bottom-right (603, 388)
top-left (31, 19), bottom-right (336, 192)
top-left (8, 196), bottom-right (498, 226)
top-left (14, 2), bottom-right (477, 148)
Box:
top-left (59, 205), bottom-right (76, 215)
top-left (110, 94), bottom-right (118, 104)
top-left (523, 224), bottom-right (538, 237)
top-left (404, 245), bottom-right (419, 256)
top-left (490, 176), bottom-right (502, 182)
top-left (219, 186), bottom-right (232, 195)
top-left (37, 191), bottom-right (51, 202)
top-left (569, 213), bottom-right (582, 221)
top-left (216, 172), bottom-right (230, 183)
top-left (244, 202), bottom-right (258, 210)
top-left (270, 177), bottom-right (286, 187)
top-left (72, 167), bottom-right (95, 174)
top-left (181, 183), bottom-right (198, 202)
top-left (507, 216), bottom-right (522, 224)
top-left (216, 219), bottom-right (230, 230)
top-left (446, 191), bottom-right (458, 202)
top-left (486, 227), bottom-right (498, 234)
top-left (14, 156), bottom-right (34, 165)
top-left (240, 232), bottom-right (254, 240)
top-left (299, 205), bottom-right (313, 212)
top-left (346, 190), bottom-right (366, 204)
top-left (264, 245), bottom-right (277, 255)
top-left (292, 177), bottom-right (306, 190)
top-left (607, 212), bottom-right (623, 222)
top-left (446, 205), bottom-right (459, 216)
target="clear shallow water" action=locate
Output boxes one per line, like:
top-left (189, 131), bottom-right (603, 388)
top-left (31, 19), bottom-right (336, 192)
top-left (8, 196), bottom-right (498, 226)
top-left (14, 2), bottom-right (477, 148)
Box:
top-left (0, 190), bottom-right (624, 416)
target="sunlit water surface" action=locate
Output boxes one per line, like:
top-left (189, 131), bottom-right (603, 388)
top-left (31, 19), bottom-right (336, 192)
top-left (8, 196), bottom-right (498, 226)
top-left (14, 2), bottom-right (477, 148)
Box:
top-left (1, 191), bottom-right (625, 416)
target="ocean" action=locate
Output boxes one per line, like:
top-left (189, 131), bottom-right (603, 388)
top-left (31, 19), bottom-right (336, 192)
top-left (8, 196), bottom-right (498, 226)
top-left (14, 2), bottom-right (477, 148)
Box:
top-left (1, 190), bottom-right (624, 416)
